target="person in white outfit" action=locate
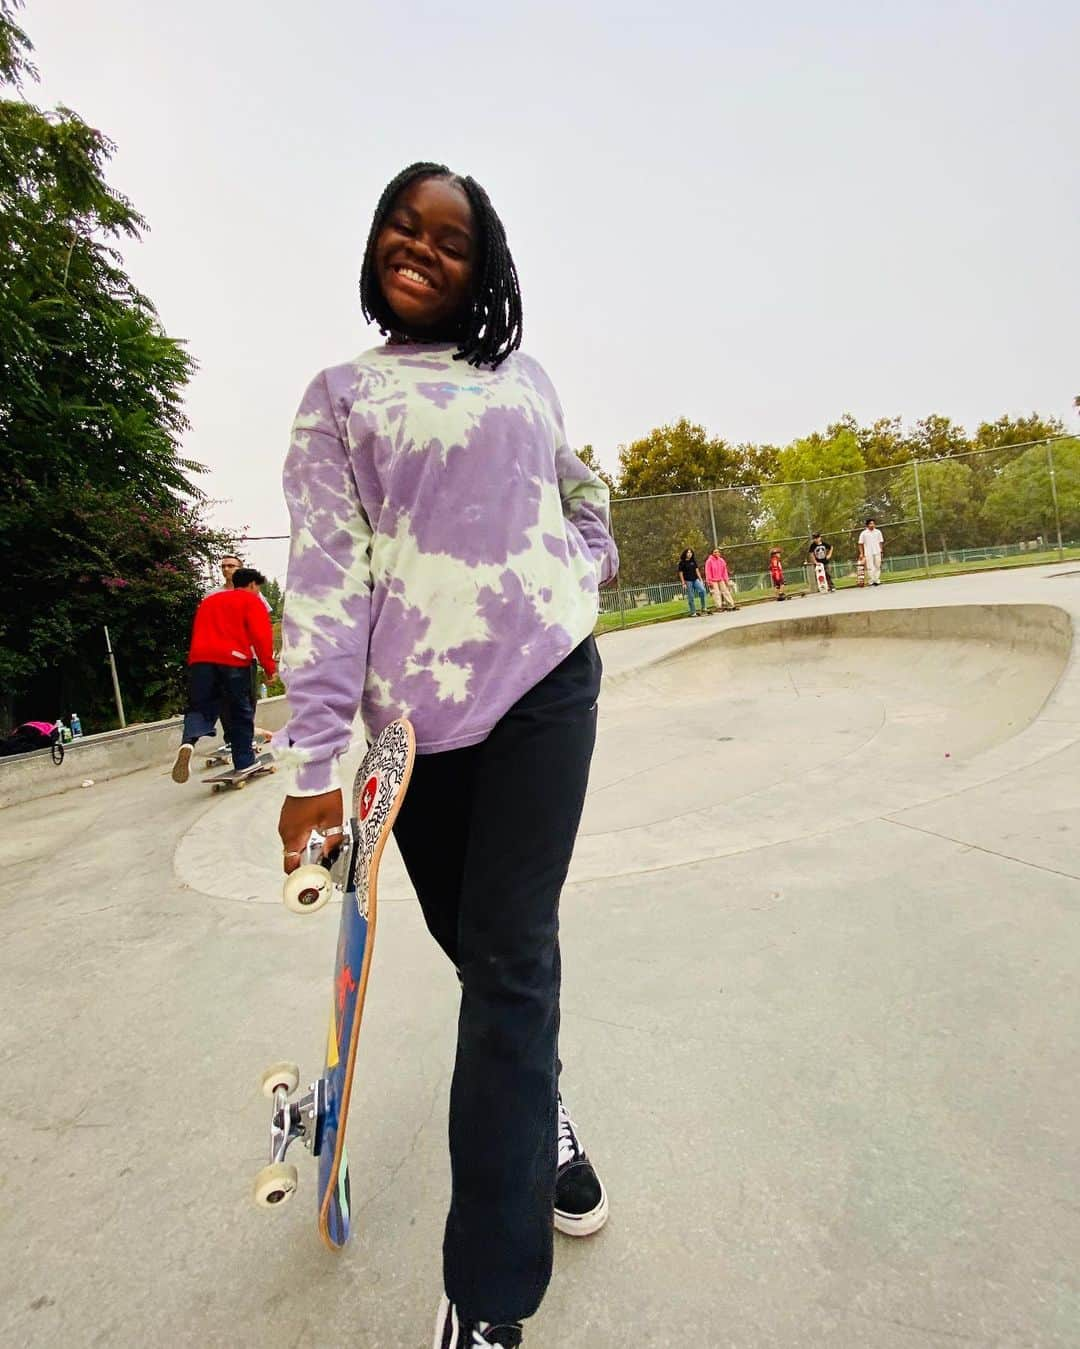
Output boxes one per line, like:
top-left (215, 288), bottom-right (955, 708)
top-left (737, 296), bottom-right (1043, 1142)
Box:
top-left (857, 518), bottom-right (885, 585)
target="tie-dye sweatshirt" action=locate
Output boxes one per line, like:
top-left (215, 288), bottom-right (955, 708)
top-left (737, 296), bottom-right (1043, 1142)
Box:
top-left (276, 342), bottom-right (618, 797)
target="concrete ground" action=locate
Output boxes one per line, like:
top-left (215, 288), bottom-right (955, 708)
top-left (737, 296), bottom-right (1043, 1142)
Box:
top-left (2, 565), bottom-right (1078, 1348)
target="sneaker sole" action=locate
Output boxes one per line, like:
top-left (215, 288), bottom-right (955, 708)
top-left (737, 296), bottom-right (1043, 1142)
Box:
top-left (433, 1295), bottom-right (458, 1349)
top-left (554, 1182), bottom-right (609, 1237)
top-left (171, 745), bottom-right (192, 784)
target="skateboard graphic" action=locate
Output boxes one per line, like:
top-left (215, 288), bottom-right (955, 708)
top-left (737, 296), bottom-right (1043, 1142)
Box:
top-left (814, 561), bottom-right (829, 594)
top-left (204, 751), bottom-right (276, 792)
top-left (857, 559), bottom-right (866, 588)
top-left (253, 717), bottom-right (415, 1250)
top-left (202, 727), bottom-right (272, 770)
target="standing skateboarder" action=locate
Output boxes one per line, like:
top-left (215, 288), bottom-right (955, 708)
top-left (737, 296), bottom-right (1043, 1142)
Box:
top-left (858, 517), bottom-right (885, 586)
top-left (769, 548), bottom-right (787, 599)
top-left (677, 547), bottom-right (708, 616)
top-left (704, 547), bottom-right (738, 611)
top-left (806, 532), bottom-right (835, 590)
top-left (275, 162), bottom-right (618, 1347)
top-left (171, 569), bottom-right (276, 783)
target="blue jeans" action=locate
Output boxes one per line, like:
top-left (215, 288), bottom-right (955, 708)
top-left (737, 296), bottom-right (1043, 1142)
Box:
top-left (685, 578), bottom-right (706, 613)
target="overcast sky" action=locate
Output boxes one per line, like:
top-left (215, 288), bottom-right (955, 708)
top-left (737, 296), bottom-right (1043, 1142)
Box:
top-left (30, 0), bottom-right (1080, 581)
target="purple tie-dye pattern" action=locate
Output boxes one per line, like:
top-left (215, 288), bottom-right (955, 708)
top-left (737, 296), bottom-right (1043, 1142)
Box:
top-left (384, 406), bottom-right (545, 567)
top-left (542, 534), bottom-right (569, 563)
top-left (277, 347), bottom-right (618, 795)
top-left (416, 381), bottom-right (458, 409)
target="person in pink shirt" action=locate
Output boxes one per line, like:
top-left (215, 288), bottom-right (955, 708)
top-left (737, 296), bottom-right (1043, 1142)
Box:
top-left (704, 548), bottom-right (738, 612)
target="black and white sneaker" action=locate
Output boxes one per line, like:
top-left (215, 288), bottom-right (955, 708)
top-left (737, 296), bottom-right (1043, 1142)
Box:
top-left (555, 1095), bottom-right (609, 1236)
top-left (433, 1296), bottom-right (522, 1348)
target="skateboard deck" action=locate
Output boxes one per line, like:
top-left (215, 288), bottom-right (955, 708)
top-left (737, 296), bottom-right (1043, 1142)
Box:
top-left (857, 559), bottom-right (866, 587)
top-left (814, 561), bottom-right (829, 594)
top-left (253, 717), bottom-right (415, 1250)
top-left (202, 728), bottom-right (272, 769)
top-left (205, 751), bottom-right (275, 791)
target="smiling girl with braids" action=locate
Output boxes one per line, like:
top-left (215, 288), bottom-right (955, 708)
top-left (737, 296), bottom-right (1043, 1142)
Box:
top-left (276, 162), bottom-right (618, 1348)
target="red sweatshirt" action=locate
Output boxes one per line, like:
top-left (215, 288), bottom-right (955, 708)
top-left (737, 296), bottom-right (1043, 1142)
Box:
top-left (188, 589), bottom-right (276, 676)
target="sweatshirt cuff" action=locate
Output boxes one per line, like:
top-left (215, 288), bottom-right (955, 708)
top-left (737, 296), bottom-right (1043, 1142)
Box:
top-left (288, 756), bottom-right (342, 797)
top-left (269, 731), bottom-right (343, 798)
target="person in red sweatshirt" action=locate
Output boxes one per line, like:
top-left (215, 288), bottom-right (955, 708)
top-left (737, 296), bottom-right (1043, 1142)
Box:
top-left (171, 568), bottom-right (277, 783)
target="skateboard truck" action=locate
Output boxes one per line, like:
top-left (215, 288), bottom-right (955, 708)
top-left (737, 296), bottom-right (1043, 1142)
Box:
top-left (252, 1064), bottom-right (327, 1208)
top-left (281, 824), bottom-right (357, 915)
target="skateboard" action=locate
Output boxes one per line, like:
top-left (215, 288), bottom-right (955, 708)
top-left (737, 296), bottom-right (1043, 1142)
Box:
top-left (814, 561), bottom-right (829, 594)
top-left (253, 717), bottom-right (415, 1251)
top-left (204, 751), bottom-right (275, 792)
top-left (857, 559), bottom-right (866, 588)
top-left (202, 727), bottom-right (272, 770)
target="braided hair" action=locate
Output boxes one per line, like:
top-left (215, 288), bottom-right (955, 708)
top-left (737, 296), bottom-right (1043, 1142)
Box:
top-left (359, 162), bottom-right (523, 370)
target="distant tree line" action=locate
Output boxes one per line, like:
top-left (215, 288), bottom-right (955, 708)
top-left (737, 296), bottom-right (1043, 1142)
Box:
top-left (579, 412), bottom-right (1078, 586)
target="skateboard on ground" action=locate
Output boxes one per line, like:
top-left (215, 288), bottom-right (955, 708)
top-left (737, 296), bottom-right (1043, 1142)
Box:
top-left (202, 727), bottom-right (272, 770)
top-left (253, 717), bottom-right (415, 1251)
top-left (814, 561), bottom-right (829, 594)
top-left (204, 751), bottom-right (275, 792)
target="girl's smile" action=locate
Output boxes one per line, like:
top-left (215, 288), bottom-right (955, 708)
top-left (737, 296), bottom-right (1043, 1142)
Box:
top-left (375, 177), bottom-right (476, 334)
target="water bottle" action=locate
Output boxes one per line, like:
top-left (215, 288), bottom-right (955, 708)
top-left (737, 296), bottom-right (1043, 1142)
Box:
top-left (259, 682), bottom-right (267, 701)
top-left (59, 720), bottom-right (72, 743)
top-left (71, 712), bottom-right (83, 739)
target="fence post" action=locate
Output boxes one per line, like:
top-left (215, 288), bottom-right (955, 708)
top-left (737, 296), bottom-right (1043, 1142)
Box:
top-left (911, 458), bottom-right (931, 576)
top-left (1047, 441), bottom-right (1065, 560)
top-left (617, 583), bottom-right (627, 630)
top-left (801, 480), bottom-right (814, 589)
top-left (104, 625), bottom-right (127, 728)
top-left (707, 489), bottom-right (718, 549)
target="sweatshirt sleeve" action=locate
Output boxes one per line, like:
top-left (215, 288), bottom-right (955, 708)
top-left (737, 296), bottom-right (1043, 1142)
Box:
top-left (556, 445), bottom-right (619, 587)
top-left (245, 595), bottom-right (276, 677)
top-left (275, 371), bottom-right (373, 797)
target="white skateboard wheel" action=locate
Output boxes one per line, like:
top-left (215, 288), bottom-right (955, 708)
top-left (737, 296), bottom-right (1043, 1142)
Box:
top-left (253, 1162), bottom-right (298, 1209)
top-left (260, 1061), bottom-right (300, 1098)
top-left (283, 865), bottom-right (331, 915)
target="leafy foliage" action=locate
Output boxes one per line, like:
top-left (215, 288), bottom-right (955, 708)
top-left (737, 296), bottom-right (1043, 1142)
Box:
top-left (261, 576), bottom-right (284, 622)
top-left (0, 12), bottom-right (230, 728)
top-left (607, 407), bottom-right (1078, 584)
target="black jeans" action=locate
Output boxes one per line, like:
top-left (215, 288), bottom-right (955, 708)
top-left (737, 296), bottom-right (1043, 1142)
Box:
top-left (393, 637), bottom-right (602, 1323)
top-left (182, 663), bottom-right (256, 770)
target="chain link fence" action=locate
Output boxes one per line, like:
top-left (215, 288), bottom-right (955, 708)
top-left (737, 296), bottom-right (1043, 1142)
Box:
top-left (602, 436), bottom-right (1080, 630)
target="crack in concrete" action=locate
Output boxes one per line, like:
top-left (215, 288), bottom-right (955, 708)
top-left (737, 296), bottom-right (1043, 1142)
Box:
top-left (885, 817), bottom-right (1080, 883)
top-left (355, 1068), bottom-right (448, 1217)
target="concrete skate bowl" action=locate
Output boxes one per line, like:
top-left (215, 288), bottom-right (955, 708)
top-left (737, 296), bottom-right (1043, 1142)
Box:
top-left (573, 603), bottom-right (1073, 880)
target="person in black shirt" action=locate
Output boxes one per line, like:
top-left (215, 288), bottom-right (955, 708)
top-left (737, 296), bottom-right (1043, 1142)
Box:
top-left (677, 548), bottom-right (707, 616)
top-left (806, 532), bottom-right (835, 591)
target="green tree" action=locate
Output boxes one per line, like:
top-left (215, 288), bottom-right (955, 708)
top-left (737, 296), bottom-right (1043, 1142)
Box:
top-left (760, 428), bottom-right (868, 560)
top-left (905, 414), bottom-right (970, 461)
top-left (895, 458), bottom-right (977, 555)
top-left (981, 439), bottom-right (1080, 543)
top-left (0, 2), bottom-right (226, 728)
top-left (262, 575), bottom-right (284, 622)
top-left (616, 417), bottom-right (751, 497)
top-left (575, 444), bottom-right (616, 495)
top-left (611, 419), bottom-right (762, 584)
top-left (973, 413), bottom-right (1064, 449)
